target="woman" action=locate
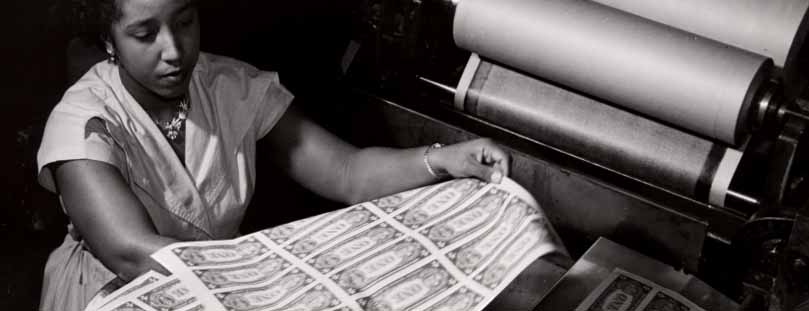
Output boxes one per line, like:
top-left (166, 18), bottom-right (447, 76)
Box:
top-left (37, 0), bottom-right (511, 310)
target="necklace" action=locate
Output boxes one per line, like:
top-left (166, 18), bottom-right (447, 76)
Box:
top-left (152, 96), bottom-right (189, 141)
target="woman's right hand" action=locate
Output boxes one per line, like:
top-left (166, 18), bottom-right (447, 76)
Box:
top-left (428, 138), bottom-right (512, 183)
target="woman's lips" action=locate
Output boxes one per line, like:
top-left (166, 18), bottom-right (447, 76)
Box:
top-left (160, 70), bottom-right (186, 84)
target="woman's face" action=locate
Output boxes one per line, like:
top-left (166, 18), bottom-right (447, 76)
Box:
top-left (109, 0), bottom-right (200, 100)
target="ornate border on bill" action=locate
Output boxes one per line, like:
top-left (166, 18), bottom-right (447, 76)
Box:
top-left (86, 271), bottom-right (166, 311)
top-left (371, 186), bottom-right (433, 214)
top-left (474, 218), bottom-right (551, 289)
top-left (264, 284), bottom-right (341, 311)
top-left (307, 223), bottom-right (404, 274)
top-left (136, 278), bottom-right (198, 311)
top-left (418, 188), bottom-right (510, 249)
top-left (193, 253), bottom-right (291, 291)
top-left (425, 286), bottom-right (486, 311)
top-left (170, 238), bottom-right (271, 268)
top-left (393, 179), bottom-right (486, 229)
top-left (284, 205), bottom-right (379, 259)
top-left (331, 237), bottom-right (430, 294)
top-left (445, 196), bottom-right (536, 274)
top-left (356, 261), bottom-right (458, 311)
top-left (213, 269), bottom-right (315, 311)
top-left (260, 213), bottom-right (331, 245)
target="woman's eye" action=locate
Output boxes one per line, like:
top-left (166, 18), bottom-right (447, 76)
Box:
top-left (131, 31), bottom-right (155, 41)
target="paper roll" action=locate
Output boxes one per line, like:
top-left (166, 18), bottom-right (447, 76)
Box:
top-left (590, 0), bottom-right (809, 71)
top-left (453, 0), bottom-right (771, 145)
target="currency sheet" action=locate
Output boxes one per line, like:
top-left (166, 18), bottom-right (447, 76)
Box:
top-left (88, 177), bottom-right (568, 311)
top-left (575, 268), bottom-right (707, 311)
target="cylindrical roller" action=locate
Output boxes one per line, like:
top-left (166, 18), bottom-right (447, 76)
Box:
top-left (453, 0), bottom-right (771, 145)
top-left (590, 0), bottom-right (809, 73)
top-left (457, 56), bottom-right (741, 207)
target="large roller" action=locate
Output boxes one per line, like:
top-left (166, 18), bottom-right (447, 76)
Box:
top-left (590, 0), bottom-right (809, 76)
top-left (455, 56), bottom-right (743, 207)
top-left (453, 0), bottom-right (771, 145)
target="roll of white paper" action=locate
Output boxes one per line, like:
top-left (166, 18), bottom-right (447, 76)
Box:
top-left (453, 0), bottom-right (771, 145)
top-left (590, 0), bottom-right (809, 71)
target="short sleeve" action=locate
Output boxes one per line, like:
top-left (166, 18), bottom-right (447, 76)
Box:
top-left (196, 53), bottom-right (293, 142)
top-left (254, 73), bottom-right (294, 139)
top-left (37, 98), bottom-right (125, 193)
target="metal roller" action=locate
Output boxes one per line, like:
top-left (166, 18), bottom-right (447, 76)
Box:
top-left (455, 56), bottom-right (742, 207)
top-left (453, 0), bottom-right (772, 145)
top-left (590, 0), bottom-right (809, 80)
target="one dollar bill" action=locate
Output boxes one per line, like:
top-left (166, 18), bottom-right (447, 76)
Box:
top-left (576, 268), bottom-right (705, 311)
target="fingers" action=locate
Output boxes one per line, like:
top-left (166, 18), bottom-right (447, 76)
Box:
top-left (478, 140), bottom-right (511, 178)
top-left (498, 159), bottom-right (510, 178)
top-left (464, 156), bottom-right (503, 183)
top-left (443, 138), bottom-right (511, 184)
top-left (491, 169), bottom-right (504, 184)
top-left (491, 148), bottom-right (511, 177)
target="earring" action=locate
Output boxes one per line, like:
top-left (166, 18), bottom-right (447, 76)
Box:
top-left (107, 49), bottom-right (118, 64)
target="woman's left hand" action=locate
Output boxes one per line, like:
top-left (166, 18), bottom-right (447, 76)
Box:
top-left (428, 138), bottom-right (511, 183)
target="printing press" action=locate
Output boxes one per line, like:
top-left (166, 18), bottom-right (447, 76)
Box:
top-left (327, 0), bottom-right (809, 309)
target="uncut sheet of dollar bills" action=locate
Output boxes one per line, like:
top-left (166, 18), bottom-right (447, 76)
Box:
top-left (576, 269), bottom-right (706, 311)
top-left (85, 178), bottom-right (568, 311)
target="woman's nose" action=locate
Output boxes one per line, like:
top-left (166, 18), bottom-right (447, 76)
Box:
top-left (158, 29), bottom-right (182, 65)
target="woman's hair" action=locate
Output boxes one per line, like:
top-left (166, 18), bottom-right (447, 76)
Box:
top-left (55, 0), bottom-right (200, 50)
top-left (55, 0), bottom-right (121, 50)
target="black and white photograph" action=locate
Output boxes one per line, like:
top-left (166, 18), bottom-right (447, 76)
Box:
top-left (2, 0), bottom-right (808, 310)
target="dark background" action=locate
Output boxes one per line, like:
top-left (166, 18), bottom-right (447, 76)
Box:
top-left (0, 0), bottom-right (359, 309)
